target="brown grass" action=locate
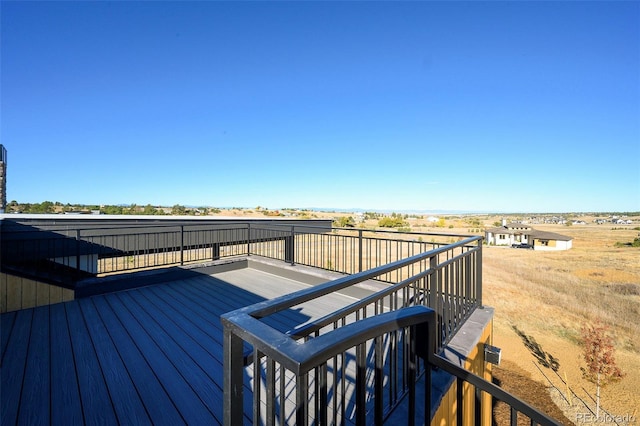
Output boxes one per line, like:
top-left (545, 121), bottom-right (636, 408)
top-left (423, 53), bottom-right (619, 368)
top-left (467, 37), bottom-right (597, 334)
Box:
top-left (478, 220), bottom-right (640, 421)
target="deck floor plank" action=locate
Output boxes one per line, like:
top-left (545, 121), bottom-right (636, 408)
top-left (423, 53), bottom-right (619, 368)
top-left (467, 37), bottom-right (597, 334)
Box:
top-left (140, 285), bottom-right (224, 370)
top-left (125, 288), bottom-right (225, 404)
top-left (1, 309), bottom-right (33, 426)
top-left (77, 297), bottom-right (152, 425)
top-left (65, 301), bottom-right (119, 425)
top-left (18, 306), bottom-right (51, 425)
top-left (214, 268), bottom-right (360, 321)
top-left (50, 303), bottom-right (84, 425)
top-left (0, 266), bottom-right (364, 425)
top-left (148, 281), bottom-right (222, 335)
top-left (91, 295), bottom-right (185, 425)
top-left (181, 275), bottom-right (307, 333)
top-left (1, 310), bottom-right (16, 362)
top-left (106, 291), bottom-right (219, 425)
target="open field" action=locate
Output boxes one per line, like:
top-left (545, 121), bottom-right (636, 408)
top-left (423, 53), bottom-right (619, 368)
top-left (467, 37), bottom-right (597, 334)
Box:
top-left (481, 221), bottom-right (639, 423)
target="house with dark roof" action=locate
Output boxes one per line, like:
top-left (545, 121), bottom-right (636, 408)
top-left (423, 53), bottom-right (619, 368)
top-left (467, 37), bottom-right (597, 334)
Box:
top-left (485, 220), bottom-right (573, 251)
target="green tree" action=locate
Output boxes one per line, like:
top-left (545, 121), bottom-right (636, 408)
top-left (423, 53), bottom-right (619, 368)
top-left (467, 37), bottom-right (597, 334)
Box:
top-left (29, 201), bottom-right (54, 213)
top-left (335, 216), bottom-right (355, 228)
top-left (101, 205), bottom-right (123, 215)
top-left (171, 204), bottom-right (186, 215)
top-left (142, 204), bottom-right (159, 215)
top-left (378, 217), bottom-right (408, 228)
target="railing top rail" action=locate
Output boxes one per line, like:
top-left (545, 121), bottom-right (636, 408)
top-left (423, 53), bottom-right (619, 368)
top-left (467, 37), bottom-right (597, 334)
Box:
top-left (222, 305), bottom-right (435, 375)
top-left (1, 218), bottom-right (480, 242)
top-left (2, 222), bottom-right (253, 233)
top-left (228, 235), bottom-right (481, 320)
top-left (0, 218), bottom-right (329, 234)
top-left (287, 266), bottom-right (437, 338)
top-left (288, 243), bottom-right (481, 339)
top-left (329, 225), bottom-right (483, 239)
top-left (293, 306), bottom-right (435, 374)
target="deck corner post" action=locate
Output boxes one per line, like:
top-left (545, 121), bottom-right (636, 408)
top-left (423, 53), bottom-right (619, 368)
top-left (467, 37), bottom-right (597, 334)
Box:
top-left (223, 323), bottom-right (244, 426)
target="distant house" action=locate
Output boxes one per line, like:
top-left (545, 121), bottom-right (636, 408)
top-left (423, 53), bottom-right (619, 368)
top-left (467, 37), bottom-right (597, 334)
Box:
top-left (485, 221), bottom-right (573, 251)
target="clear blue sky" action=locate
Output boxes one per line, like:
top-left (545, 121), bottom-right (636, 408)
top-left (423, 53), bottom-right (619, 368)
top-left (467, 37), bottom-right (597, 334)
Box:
top-left (2, 1), bottom-right (639, 213)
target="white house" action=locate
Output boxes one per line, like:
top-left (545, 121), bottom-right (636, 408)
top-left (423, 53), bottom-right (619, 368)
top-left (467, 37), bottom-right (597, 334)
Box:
top-left (484, 221), bottom-right (573, 251)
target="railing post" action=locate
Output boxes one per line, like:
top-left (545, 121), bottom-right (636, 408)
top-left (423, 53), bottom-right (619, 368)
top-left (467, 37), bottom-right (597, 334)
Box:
top-left (285, 225), bottom-right (295, 265)
top-left (355, 343), bottom-right (366, 426)
top-left (428, 255), bottom-right (440, 350)
top-left (408, 326), bottom-right (416, 426)
top-left (358, 229), bottom-right (363, 273)
top-left (179, 225), bottom-right (184, 266)
top-left (477, 241), bottom-right (483, 308)
top-left (75, 229), bottom-right (81, 271)
top-left (296, 373), bottom-right (309, 426)
top-left (247, 223), bottom-right (251, 256)
top-left (223, 324), bottom-right (244, 426)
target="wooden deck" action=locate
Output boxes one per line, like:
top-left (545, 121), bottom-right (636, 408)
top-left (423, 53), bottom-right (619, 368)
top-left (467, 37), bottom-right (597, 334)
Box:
top-left (1, 267), bottom-right (360, 425)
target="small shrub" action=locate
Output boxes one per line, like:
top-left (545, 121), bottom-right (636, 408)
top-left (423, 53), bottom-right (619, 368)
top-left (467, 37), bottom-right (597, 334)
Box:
top-left (607, 283), bottom-right (640, 296)
top-left (378, 217), bottom-right (408, 228)
top-left (580, 321), bottom-right (625, 417)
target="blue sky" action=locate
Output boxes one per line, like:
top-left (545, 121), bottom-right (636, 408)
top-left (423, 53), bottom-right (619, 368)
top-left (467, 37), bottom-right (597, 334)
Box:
top-left (2, 1), bottom-right (639, 213)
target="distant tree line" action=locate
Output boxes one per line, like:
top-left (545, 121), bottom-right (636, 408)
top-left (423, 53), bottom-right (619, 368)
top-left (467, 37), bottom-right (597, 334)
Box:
top-left (5, 201), bottom-right (221, 216)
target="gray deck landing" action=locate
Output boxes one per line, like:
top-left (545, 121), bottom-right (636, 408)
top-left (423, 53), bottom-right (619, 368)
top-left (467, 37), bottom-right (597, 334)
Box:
top-left (1, 266), bottom-right (359, 425)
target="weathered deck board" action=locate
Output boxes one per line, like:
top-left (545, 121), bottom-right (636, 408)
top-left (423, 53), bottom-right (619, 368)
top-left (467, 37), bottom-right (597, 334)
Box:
top-left (77, 297), bottom-right (151, 424)
top-left (50, 303), bottom-right (84, 425)
top-left (0, 310), bottom-right (16, 360)
top-left (19, 306), bottom-right (50, 425)
top-left (90, 295), bottom-right (184, 425)
top-left (65, 301), bottom-right (119, 424)
top-left (1, 309), bottom-right (33, 426)
top-left (1, 267), bottom-right (362, 425)
top-left (104, 290), bottom-right (217, 425)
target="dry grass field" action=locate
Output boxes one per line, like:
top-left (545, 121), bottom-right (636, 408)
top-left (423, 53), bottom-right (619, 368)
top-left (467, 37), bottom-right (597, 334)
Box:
top-left (480, 220), bottom-right (639, 423)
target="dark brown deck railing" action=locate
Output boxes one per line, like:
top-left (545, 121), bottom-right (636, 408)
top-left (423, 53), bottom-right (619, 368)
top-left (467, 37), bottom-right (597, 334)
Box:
top-left (222, 235), bottom-right (560, 425)
top-left (1, 218), bottom-right (561, 424)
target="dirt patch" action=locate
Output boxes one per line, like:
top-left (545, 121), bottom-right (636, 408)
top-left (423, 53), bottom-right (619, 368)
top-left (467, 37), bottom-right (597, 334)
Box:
top-left (492, 321), bottom-right (640, 426)
top-left (493, 359), bottom-right (574, 425)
